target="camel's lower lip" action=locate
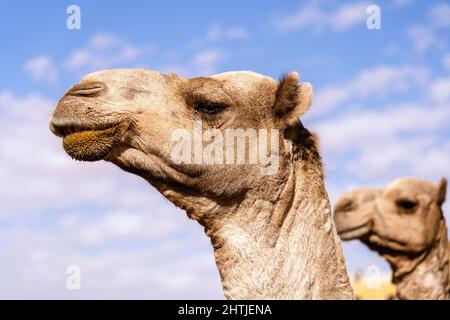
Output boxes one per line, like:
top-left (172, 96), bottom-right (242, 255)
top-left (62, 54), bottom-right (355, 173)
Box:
top-left (49, 119), bottom-right (119, 138)
top-left (337, 221), bottom-right (372, 240)
top-left (366, 235), bottom-right (409, 253)
top-left (62, 125), bottom-right (122, 162)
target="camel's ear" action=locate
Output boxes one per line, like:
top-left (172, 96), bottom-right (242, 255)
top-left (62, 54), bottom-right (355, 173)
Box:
top-left (273, 72), bottom-right (312, 127)
top-left (437, 177), bottom-right (447, 206)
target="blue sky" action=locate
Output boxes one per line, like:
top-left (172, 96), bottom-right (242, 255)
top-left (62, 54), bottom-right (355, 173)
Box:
top-left (0, 0), bottom-right (449, 298)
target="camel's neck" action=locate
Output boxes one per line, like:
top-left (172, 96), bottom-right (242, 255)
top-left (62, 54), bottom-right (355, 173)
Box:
top-left (202, 149), bottom-right (353, 299)
top-left (386, 219), bottom-right (450, 300)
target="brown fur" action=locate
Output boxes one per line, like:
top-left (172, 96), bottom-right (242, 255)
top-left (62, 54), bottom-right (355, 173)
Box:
top-left (273, 72), bottom-right (312, 127)
top-left (438, 178), bottom-right (447, 206)
top-left (50, 69), bottom-right (353, 299)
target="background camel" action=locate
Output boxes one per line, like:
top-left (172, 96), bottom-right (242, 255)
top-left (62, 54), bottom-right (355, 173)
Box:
top-left (334, 178), bottom-right (449, 299)
top-left (49, 69), bottom-right (353, 299)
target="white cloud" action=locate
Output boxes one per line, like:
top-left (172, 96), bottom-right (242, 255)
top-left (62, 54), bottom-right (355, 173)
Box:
top-left (0, 227), bottom-right (222, 299)
top-left (0, 90), bottom-right (223, 298)
top-left (392, 0), bottom-right (413, 7)
top-left (428, 77), bottom-right (450, 103)
top-left (406, 4), bottom-right (450, 53)
top-left (192, 49), bottom-right (223, 75)
top-left (65, 33), bottom-right (153, 72)
top-left (313, 65), bottom-right (430, 114)
top-left (89, 33), bottom-right (123, 50)
top-left (206, 24), bottom-right (249, 41)
top-left (160, 48), bottom-right (225, 77)
top-left (407, 25), bottom-right (439, 52)
top-left (276, 2), bottom-right (368, 32)
top-left (303, 60), bottom-right (450, 207)
top-left (332, 3), bottom-right (370, 31)
top-left (24, 55), bottom-right (58, 84)
top-left (443, 53), bottom-right (450, 70)
top-left (0, 90), bottom-right (121, 212)
top-left (314, 102), bottom-right (450, 154)
top-left (312, 86), bottom-right (450, 187)
top-left (427, 3), bottom-right (450, 28)
top-left (59, 208), bottom-right (183, 245)
top-left (276, 3), bottom-right (324, 31)
top-left (347, 139), bottom-right (450, 181)
top-left (189, 23), bottom-right (248, 51)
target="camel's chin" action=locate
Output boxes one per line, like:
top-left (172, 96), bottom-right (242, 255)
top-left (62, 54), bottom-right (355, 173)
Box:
top-left (62, 127), bottom-right (120, 161)
top-left (337, 221), bottom-right (372, 240)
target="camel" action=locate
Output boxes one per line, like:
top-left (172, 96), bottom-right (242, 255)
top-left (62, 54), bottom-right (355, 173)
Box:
top-left (49, 69), bottom-right (353, 299)
top-left (334, 177), bottom-right (450, 299)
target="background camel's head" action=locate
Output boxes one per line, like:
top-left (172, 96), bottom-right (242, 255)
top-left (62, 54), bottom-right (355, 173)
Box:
top-left (50, 69), bottom-right (313, 220)
top-left (334, 178), bottom-right (447, 254)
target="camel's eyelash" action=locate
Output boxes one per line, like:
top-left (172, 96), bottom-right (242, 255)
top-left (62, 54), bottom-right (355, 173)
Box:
top-left (336, 199), bottom-right (356, 212)
top-left (194, 101), bottom-right (227, 116)
top-left (396, 199), bottom-right (418, 212)
top-left (184, 92), bottom-right (229, 127)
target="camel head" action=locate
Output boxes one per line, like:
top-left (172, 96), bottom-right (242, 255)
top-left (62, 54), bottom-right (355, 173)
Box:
top-left (334, 178), bottom-right (447, 255)
top-left (50, 69), bottom-right (313, 221)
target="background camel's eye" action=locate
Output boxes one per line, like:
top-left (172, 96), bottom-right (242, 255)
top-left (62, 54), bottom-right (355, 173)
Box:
top-left (195, 101), bottom-right (227, 116)
top-left (337, 199), bottom-right (355, 212)
top-left (396, 199), bottom-right (418, 212)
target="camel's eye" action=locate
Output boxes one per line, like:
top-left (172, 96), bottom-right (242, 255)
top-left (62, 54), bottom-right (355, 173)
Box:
top-left (396, 199), bottom-right (417, 212)
top-left (337, 199), bottom-right (355, 212)
top-left (195, 101), bottom-right (227, 116)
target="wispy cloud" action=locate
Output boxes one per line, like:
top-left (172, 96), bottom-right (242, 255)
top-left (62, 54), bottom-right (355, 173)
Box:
top-left (392, 0), bottom-right (413, 8)
top-left (428, 77), bottom-right (450, 103)
top-left (313, 65), bottom-right (429, 114)
top-left (24, 55), bottom-right (58, 84)
top-left (314, 102), bottom-right (450, 155)
top-left (406, 3), bottom-right (450, 53)
top-left (443, 53), bottom-right (450, 70)
top-left (0, 90), bottom-right (223, 298)
top-left (191, 23), bottom-right (249, 48)
top-left (191, 49), bottom-right (224, 75)
top-left (59, 209), bottom-right (183, 245)
top-left (407, 25), bottom-right (440, 52)
top-left (427, 3), bottom-right (450, 28)
top-left (65, 33), bottom-right (154, 72)
top-left (0, 226), bottom-right (221, 299)
top-left (275, 2), bottom-right (369, 32)
top-left (206, 24), bottom-right (249, 42)
top-left (160, 48), bottom-right (225, 77)
top-left (312, 69), bottom-right (450, 183)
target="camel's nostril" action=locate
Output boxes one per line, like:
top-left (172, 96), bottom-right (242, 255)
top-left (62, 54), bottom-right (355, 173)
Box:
top-left (69, 82), bottom-right (105, 97)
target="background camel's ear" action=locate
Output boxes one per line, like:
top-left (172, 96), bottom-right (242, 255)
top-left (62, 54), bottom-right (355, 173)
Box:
top-left (437, 177), bottom-right (447, 206)
top-left (273, 72), bottom-right (312, 127)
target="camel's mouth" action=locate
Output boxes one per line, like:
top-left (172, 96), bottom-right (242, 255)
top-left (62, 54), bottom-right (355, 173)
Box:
top-left (51, 122), bottom-right (125, 162)
top-left (365, 234), bottom-right (410, 254)
top-left (337, 221), bottom-right (372, 240)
